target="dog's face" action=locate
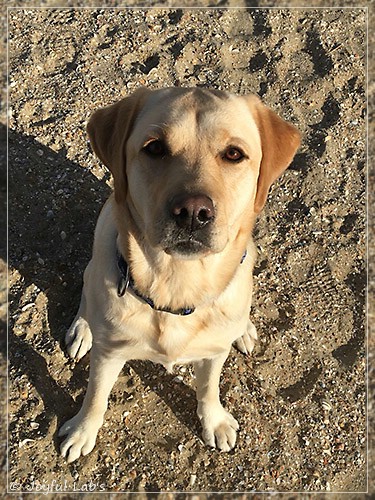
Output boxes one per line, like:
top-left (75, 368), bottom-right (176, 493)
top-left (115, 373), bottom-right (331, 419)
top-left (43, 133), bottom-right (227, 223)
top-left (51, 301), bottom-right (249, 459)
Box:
top-left (87, 87), bottom-right (300, 259)
top-left (125, 89), bottom-right (262, 257)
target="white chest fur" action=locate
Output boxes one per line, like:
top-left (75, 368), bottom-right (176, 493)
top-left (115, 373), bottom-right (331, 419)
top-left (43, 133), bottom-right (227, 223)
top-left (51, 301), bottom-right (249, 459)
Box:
top-left (85, 197), bottom-right (254, 368)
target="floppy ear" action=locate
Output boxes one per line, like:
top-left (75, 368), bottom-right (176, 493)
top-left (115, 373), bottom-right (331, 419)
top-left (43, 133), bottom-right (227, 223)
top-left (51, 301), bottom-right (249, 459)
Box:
top-left (87, 87), bottom-right (150, 203)
top-left (247, 96), bottom-right (301, 213)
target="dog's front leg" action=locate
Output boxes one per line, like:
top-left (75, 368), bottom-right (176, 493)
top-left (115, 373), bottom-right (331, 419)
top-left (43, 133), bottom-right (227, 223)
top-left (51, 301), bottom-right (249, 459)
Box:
top-left (59, 346), bottom-right (124, 463)
top-left (194, 351), bottom-right (239, 452)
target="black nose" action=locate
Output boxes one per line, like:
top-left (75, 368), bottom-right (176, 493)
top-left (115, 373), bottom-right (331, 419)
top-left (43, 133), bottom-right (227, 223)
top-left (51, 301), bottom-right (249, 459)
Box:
top-left (169, 194), bottom-right (215, 231)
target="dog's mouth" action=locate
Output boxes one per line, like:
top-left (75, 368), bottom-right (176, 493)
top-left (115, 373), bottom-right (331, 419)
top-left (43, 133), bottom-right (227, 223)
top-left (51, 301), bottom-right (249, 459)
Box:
top-left (164, 239), bottom-right (210, 258)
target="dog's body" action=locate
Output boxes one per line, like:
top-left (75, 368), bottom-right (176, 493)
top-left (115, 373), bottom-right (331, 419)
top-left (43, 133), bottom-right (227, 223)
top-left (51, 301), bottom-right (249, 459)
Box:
top-left (59, 87), bottom-right (300, 463)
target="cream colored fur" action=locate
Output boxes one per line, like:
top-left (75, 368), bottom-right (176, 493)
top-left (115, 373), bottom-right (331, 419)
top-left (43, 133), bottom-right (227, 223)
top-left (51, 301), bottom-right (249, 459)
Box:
top-left (58, 87), bottom-right (300, 462)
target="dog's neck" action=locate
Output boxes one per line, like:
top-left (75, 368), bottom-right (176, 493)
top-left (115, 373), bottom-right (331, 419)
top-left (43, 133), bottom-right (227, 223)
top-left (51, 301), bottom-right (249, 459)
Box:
top-left (115, 202), bottom-right (255, 312)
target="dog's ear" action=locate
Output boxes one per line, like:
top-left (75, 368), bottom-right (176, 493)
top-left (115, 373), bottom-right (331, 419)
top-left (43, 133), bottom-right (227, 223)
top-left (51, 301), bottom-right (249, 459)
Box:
top-left (87, 87), bottom-right (150, 203)
top-left (247, 96), bottom-right (301, 213)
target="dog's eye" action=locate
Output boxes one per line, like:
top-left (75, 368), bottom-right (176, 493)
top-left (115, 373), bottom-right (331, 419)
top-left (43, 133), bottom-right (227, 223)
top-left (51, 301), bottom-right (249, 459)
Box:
top-left (143, 139), bottom-right (167, 157)
top-left (223, 147), bottom-right (245, 162)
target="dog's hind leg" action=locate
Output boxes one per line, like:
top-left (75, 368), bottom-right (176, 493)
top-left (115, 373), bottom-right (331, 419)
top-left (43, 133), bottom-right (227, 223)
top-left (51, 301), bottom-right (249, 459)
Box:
top-left (234, 319), bottom-right (257, 355)
top-left (65, 292), bottom-right (92, 361)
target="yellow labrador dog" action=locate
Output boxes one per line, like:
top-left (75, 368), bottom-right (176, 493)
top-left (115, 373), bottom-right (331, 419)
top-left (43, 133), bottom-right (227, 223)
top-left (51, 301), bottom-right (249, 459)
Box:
top-left (59, 87), bottom-right (300, 463)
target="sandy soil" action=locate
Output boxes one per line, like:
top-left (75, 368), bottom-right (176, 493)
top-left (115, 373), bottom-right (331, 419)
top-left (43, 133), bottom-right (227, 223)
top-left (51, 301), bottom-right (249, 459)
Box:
top-left (4, 2), bottom-right (370, 496)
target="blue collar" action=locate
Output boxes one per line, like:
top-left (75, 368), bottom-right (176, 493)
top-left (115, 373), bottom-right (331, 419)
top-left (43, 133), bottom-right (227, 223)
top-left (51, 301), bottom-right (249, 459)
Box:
top-left (117, 249), bottom-right (247, 316)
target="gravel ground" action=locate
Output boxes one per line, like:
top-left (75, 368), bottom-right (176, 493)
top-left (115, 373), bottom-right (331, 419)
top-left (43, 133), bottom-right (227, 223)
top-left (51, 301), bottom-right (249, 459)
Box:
top-left (4, 2), bottom-right (371, 496)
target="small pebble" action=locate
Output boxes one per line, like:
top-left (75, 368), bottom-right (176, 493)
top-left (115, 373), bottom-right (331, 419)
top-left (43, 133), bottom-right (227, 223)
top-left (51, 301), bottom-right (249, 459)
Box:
top-left (60, 231), bottom-right (67, 240)
top-left (322, 398), bottom-right (332, 411)
top-left (19, 438), bottom-right (35, 448)
top-left (20, 389), bottom-right (29, 399)
top-left (21, 303), bottom-right (35, 312)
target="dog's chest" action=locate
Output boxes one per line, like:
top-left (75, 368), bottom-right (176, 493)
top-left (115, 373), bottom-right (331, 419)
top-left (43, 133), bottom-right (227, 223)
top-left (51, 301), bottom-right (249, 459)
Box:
top-left (119, 304), bottom-right (239, 369)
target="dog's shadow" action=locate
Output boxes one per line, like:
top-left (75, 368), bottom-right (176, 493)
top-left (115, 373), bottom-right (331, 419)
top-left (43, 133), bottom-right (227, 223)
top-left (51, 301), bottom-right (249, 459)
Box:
top-left (7, 124), bottom-right (200, 450)
top-left (127, 360), bottom-right (201, 437)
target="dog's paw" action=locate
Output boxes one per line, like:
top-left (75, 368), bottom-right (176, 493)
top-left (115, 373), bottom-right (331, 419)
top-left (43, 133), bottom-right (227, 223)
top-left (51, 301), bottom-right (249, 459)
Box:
top-left (58, 413), bottom-right (101, 463)
top-left (234, 319), bottom-right (257, 355)
top-left (198, 403), bottom-right (239, 452)
top-left (65, 317), bottom-right (92, 361)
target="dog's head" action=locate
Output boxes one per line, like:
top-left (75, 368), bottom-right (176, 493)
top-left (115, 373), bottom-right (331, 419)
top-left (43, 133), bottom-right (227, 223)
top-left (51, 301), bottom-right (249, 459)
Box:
top-left (87, 87), bottom-right (300, 259)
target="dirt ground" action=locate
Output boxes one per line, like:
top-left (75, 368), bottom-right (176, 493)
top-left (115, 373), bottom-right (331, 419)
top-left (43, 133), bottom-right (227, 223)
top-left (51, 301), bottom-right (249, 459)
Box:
top-left (4, 1), bottom-right (372, 496)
